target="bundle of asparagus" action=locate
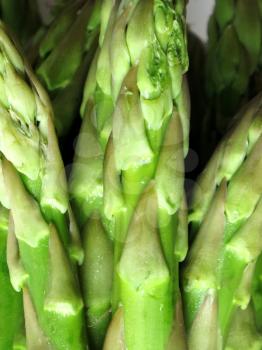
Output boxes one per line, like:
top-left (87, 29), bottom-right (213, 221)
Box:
top-left (0, 1), bottom-right (260, 349)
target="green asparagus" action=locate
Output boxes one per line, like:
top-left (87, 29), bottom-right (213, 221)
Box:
top-left (206, 0), bottom-right (262, 133)
top-left (0, 22), bottom-right (86, 349)
top-left (70, 0), bottom-right (189, 349)
top-left (182, 94), bottom-right (262, 350)
top-left (35, 0), bottom-right (101, 138)
top-left (0, 204), bottom-right (25, 349)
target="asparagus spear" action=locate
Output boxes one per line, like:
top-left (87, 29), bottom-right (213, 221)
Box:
top-left (182, 94), bottom-right (262, 350)
top-left (35, 0), bottom-right (101, 138)
top-left (206, 0), bottom-right (262, 136)
top-left (0, 204), bottom-right (25, 349)
top-left (70, 0), bottom-right (189, 348)
top-left (0, 21), bottom-right (86, 349)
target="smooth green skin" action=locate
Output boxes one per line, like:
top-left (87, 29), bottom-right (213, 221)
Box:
top-left (81, 216), bottom-right (113, 349)
top-left (117, 187), bottom-right (181, 350)
top-left (183, 96), bottom-right (262, 349)
top-left (70, 0), bottom-right (189, 348)
top-left (0, 206), bottom-right (25, 350)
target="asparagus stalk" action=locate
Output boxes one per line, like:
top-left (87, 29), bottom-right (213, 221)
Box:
top-left (70, 0), bottom-right (189, 348)
top-left (0, 204), bottom-right (25, 349)
top-left (35, 0), bottom-right (101, 138)
top-left (0, 22), bottom-right (86, 349)
top-left (182, 94), bottom-right (262, 350)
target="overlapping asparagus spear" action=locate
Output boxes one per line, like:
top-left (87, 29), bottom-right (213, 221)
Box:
top-left (0, 22), bottom-right (86, 349)
top-left (182, 94), bottom-right (262, 350)
top-left (206, 0), bottom-right (262, 133)
top-left (70, 0), bottom-right (189, 349)
top-left (35, 0), bottom-right (101, 138)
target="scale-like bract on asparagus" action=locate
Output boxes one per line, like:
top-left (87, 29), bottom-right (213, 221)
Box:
top-left (36, 0), bottom-right (101, 137)
top-left (0, 22), bottom-right (87, 350)
top-left (70, 0), bottom-right (189, 349)
top-left (182, 94), bottom-right (262, 350)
